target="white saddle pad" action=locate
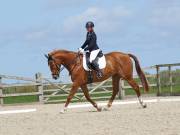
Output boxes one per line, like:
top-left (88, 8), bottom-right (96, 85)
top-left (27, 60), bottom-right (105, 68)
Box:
top-left (83, 53), bottom-right (106, 71)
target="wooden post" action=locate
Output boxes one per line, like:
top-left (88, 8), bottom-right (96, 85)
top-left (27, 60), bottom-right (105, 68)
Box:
top-left (36, 73), bottom-right (44, 104)
top-left (118, 79), bottom-right (125, 99)
top-left (156, 66), bottom-right (161, 96)
top-left (0, 77), bottom-right (4, 105)
top-left (168, 66), bottom-right (173, 94)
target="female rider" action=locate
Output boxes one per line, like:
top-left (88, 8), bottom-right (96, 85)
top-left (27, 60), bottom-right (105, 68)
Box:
top-left (78, 21), bottom-right (103, 78)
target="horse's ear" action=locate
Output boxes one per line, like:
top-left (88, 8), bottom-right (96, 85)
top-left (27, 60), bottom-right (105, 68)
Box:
top-left (47, 54), bottom-right (53, 61)
top-left (44, 54), bottom-right (49, 59)
top-left (48, 54), bottom-right (52, 59)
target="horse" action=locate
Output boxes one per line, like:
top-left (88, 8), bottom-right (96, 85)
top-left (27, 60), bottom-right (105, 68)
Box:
top-left (45, 50), bottom-right (149, 113)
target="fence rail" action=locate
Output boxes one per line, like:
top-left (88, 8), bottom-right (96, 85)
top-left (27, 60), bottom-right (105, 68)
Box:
top-left (0, 63), bottom-right (180, 105)
top-left (0, 74), bottom-right (157, 105)
top-left (156, 63), bottom-right (180, 96)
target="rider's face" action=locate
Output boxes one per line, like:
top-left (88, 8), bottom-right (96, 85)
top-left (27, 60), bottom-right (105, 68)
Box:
top-left (87, 27), bottom-right (93, 32)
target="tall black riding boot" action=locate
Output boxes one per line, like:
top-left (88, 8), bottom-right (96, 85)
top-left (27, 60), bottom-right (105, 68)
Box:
top-left (96, 69), bottom-right (103, 78)
top-left (91, 60), bottom-right (103, 78)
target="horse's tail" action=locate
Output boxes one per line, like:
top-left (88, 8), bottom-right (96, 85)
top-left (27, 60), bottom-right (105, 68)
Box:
top-left (128, 54), bottom-right (149, 92)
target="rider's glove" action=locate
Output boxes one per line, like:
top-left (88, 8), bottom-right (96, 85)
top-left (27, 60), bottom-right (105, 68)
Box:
top-left (78, 48), bottom-right (84, 54)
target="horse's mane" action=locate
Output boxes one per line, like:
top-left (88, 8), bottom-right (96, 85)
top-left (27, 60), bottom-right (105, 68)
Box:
top-left (49, 49), bottom-right (77, 56)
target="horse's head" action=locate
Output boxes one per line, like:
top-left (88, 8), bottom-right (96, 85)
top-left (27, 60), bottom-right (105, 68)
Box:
top-left (45, 54), bottom-right (61, 80)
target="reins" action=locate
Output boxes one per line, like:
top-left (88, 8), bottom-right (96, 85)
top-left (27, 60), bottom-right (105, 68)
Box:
top-left (55, 53), bottom-right (81, 75)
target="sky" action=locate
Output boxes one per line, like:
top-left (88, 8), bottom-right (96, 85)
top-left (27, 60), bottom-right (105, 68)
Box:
top-left (0, 0), bottom-right (180, 81)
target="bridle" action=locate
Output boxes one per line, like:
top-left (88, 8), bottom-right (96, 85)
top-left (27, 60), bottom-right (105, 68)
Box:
top-left (45, 53), bottom-right (81, 77)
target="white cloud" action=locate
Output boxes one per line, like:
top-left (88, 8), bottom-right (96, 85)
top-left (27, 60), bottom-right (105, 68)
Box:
top-left (146, 1), bottom-right (180, 40)
top-left (62, 6), bottom-right (131, 36)
top-left (0, 5), bottom-right (132, 46)
top-left (150, 7), bottom-right (180, 26)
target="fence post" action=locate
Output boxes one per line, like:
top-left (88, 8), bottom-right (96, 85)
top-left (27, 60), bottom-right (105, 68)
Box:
top-left (156, 66), bottom-right (161, 96)
top-left (35, 73), bottom-right (44, 104)
top-left (118, 79), bottom-right (125, 99)
top-left (168, 66), bottom-right (173, 94)
top-left (0, 77), bottom-right (3, 105)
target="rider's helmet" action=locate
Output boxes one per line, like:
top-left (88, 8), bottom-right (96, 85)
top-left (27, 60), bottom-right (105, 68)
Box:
top-left (85, 21), bottom-right (94, 28)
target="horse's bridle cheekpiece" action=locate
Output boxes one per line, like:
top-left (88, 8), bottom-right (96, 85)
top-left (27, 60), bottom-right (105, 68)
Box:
top-left (45, 53), bottom-right (80, 77)
top-left (45, 54), bottom-right (61, 76)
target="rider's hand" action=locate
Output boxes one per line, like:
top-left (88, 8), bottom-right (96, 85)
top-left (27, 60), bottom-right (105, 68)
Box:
top-left (78, 48), bottom-right (84, 54)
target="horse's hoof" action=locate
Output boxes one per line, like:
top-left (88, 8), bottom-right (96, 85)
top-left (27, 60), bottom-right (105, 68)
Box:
top-left (60, 111), bottom-right (64, 114)
top-left (102, 106), bottom-right (110, 111)
top-left (142, 104), bottom-right (147, 108)
top-left (97, 107), bottom-right (102, 112)
top-left (60, 108), bottom-right (67, 114)
top-left (60, 109), bottom-right (65, 114)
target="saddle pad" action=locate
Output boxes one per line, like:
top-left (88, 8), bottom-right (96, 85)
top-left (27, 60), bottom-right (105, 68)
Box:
top-left (83, 53), bottom-right (106, 71)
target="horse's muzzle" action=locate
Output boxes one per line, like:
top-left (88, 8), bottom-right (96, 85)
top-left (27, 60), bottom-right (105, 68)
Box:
top-left (52, 74), bottom-right (59, 80)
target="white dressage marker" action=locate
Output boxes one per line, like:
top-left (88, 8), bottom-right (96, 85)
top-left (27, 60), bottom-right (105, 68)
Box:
top-left (68, 98), bottom-right (180, 109)
top-left (0, 108), bottom-right (36, 115)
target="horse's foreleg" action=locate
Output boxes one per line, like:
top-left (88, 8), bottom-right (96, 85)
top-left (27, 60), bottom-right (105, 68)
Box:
top-left (105, 75), bottom-right (120, 110)
top-left (127, 78), bottom-right (147, 108)
top-left (81, 85), bottom-right (102, 112)
top-left (60, 83), bottom-right (79, 113)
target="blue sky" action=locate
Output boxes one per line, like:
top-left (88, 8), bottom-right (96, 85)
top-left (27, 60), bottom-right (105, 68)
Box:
top-left (0, 0), bottom-right (180, 81)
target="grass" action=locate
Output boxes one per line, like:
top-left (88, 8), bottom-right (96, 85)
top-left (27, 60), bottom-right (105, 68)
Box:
top-left (3, 95), bottom-right (39, 104)
top-left (2, 69), bottom-right (180, 104)
top-left (3, 85), bottom-right (180, 104)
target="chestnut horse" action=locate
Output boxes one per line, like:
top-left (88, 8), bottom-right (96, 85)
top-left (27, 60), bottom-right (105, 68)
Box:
top-left (45, 50), bottom-right (149, 113)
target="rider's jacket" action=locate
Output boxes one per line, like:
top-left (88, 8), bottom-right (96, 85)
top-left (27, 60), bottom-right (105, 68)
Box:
top-left (81, 31), bottom-right (99, 52)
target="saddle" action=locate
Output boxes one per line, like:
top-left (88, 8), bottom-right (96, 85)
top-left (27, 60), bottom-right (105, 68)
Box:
top-left (83, 51), bottom-right (106, 83)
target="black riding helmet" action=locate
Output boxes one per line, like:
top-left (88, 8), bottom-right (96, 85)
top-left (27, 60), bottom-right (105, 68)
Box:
top-left (85, 21), bottom-right (94, 28)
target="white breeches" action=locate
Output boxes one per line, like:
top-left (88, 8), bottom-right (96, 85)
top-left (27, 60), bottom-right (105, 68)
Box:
top-left (90, 49), bottom-right (100, 62)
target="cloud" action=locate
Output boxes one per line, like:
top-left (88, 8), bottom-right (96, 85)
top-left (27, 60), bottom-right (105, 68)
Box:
top-left (149, 0), bottom-right (180, 8)
top-left (146, 0), bottom-right (180, 41)
top-left (0, 27), bottom-right (46, 43)
top-left (147, 0), bottom-right (180, 28)
top-left (0, 5), bottom-right (132, 46)
top-left (149, 7), bottom-right (180, 27)
top-left (62, 6), bottom-right (131, 36)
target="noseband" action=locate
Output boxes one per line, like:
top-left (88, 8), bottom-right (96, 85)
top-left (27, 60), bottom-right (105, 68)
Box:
top-left (47, 59), bottom-right (60, 76)
top-left (46, 53), bottom-right (81, 76)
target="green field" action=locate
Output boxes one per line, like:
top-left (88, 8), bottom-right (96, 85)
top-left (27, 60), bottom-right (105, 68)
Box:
top-left (3, 85), bottom-right (180, 105)
top-left (2, 69), bottom-right (180, 105)
top-left (3, 95), bottom-right (39, 104)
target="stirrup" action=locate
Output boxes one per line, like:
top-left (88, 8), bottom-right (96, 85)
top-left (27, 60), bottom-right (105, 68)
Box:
top-left (96, 71), bottom-right (103, 78)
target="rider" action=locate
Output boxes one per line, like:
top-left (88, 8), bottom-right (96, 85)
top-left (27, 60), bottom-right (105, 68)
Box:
top-left (78, 21), bottom-right (103, 78)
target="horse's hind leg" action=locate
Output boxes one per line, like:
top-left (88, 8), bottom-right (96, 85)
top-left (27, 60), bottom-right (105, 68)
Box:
top-left (104, 75), bottom-right (120, 110)
top-left (126, 78), bottom-right (147, 108)
top-left (81, 85), bottom-right (102, 112)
